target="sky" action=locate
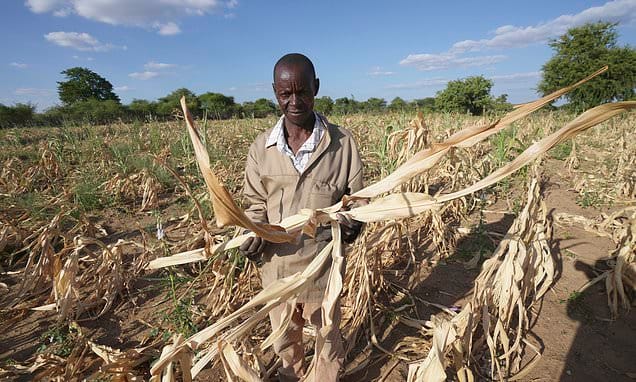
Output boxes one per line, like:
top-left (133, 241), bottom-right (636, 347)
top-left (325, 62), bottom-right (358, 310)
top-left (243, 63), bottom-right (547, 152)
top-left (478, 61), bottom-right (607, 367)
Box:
top-left (1, 0), bottom-right (635, 111)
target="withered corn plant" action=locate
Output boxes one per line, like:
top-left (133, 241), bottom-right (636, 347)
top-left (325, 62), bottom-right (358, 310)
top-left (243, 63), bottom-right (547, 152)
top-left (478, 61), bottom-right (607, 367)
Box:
top-left (558, 206), bottom-right (636, 319)
top-left (147, 66), bottom-right (636, 381)
top-left (408, 168), bottom-right (555, 381)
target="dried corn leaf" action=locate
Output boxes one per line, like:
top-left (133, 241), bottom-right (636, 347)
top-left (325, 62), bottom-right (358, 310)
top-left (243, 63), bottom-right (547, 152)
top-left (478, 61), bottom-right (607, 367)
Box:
top-left (219, 342), bottom-right (261, 382)
top-left (149, 71), bottom-right (632, 380)
top-left (409, 173), bottom-right (554, 381)
top-left (345, 102), bottom-right (636, 224)
top-left (353, 67), bottom-right (608, 198)
top-left (180, 97), bottom-right (296, 244)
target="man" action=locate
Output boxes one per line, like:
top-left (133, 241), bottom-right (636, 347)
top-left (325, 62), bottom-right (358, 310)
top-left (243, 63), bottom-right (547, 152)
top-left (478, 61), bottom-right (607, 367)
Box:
top-left (239, 53), bottom-right (364, 381)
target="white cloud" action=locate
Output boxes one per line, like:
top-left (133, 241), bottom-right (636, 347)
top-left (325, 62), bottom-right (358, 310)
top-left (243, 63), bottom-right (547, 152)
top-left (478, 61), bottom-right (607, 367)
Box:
top-left (368, 66), bottom-right (395, 76)
top-left (248, 83), bottom-right (269, 92)
top-left (489, 72), bottom-right (541, 81)
top-left (72, 55), bottom-right (94, 61)
top-left (401, 0), bottom-right (636, 72)
top-left (144, 61), bottom-right (176, 70)
top-left (129, 71), bottom-right (160, 80)
top-left (451, 0), bottom-right (636, 52)
top-left (10, 62), bottom-right (28, 69)
top-left (387, 71), bottom-right (542, 90)
top-left (386, 78), bottom-right (449, 90)
top-left (26, 0), bottom-right (237, 35)
top-left (25, 0), bottom-right (65, 13)
top-left (128, 61), bottom-right (175, 80)
top-left (157, 22), bottom-right (181, 36)
top-left (400, 53), bottom-right (506, 71)
top-left (15, 88), bottom-right (54, 96)
top-left (114, 85), bottom-right (132, 91)
top-left (53, 8), bottom-right (71, 17)
top-left (44, 31), bottom-right (120, 52)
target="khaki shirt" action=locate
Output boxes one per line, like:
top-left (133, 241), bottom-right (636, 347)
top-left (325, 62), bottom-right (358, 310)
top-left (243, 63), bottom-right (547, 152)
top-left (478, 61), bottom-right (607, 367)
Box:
top-left (243, 114), bottom-right (363, 302)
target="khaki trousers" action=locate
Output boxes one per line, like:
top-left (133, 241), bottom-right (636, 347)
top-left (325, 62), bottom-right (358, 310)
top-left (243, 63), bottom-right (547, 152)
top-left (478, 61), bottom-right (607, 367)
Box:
top-left (269, 301), bottom-right (344, 382)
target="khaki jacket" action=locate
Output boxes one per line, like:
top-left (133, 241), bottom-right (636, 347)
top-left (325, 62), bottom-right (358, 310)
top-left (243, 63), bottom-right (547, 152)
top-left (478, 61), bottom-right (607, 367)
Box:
top-left (243, 114), bottom-right (363, 302)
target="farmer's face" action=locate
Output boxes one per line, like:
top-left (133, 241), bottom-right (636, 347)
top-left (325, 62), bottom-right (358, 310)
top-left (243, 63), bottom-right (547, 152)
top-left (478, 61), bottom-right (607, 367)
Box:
top-left (273, 63), bottom-right (319, 127)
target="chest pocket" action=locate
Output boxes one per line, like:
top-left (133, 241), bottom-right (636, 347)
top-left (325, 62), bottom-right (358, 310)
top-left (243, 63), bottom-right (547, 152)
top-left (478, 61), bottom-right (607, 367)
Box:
top-left (307, 181), bottom-right (341, 210)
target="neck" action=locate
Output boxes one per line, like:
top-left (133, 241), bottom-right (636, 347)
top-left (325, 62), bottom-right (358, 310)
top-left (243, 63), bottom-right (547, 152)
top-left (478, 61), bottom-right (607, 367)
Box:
top-left (284, 113), bottom-right (316, 138)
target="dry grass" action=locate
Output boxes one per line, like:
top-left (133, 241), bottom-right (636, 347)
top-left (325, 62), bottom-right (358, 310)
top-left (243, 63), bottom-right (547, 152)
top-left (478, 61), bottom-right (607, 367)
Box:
top-left (0, 70), bottom-right (635, 380)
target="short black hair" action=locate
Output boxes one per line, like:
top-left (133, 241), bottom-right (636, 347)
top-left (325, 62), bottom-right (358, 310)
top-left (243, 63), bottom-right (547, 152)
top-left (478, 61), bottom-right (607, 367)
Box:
top-left (273, 53), bottom-right (316, 81)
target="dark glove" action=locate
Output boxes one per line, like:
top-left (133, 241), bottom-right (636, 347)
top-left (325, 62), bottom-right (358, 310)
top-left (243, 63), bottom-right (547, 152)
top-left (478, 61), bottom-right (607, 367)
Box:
top-left (336, 213), bottom-right (363, 244)
top-left (239, 236), bottom-right (266, 262)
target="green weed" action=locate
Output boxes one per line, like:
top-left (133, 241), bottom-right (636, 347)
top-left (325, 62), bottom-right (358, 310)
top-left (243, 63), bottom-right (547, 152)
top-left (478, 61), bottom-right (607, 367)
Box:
top-left (551, 140), bottom-right (573, 160)
top-left (73, 178), bottom-right (107, 212)
top-left (565, 250), bottom-right (577, 259)
top-left (38, 325), bottom-right (78, 357)
top-left (154, 271), bottom-right (199, 338)
top-left (576, 190), bottom-right (602, 208)
top-left (455, 209), bottom-right (495, 262)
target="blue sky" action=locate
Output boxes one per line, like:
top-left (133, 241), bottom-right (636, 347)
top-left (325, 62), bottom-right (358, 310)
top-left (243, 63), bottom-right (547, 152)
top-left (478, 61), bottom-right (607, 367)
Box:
top-left (2, 0), bottom-right (635, 111)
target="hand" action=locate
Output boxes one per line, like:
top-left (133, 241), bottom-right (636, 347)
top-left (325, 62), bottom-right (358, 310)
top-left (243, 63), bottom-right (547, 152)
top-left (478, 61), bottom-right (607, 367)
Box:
top-left (336, 213), bottom-right (363, 244)
top-left (239, 236), bottom-right (266, 261)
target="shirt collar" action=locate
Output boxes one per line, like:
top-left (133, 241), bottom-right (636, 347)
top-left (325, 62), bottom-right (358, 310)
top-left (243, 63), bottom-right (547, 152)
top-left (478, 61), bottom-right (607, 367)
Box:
top-left (266, 112), bottom-right (326, 149)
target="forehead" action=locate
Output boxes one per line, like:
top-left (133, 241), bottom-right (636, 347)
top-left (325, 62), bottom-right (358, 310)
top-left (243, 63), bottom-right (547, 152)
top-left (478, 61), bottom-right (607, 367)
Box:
top-left (274, 63), bottom-right (314, 87)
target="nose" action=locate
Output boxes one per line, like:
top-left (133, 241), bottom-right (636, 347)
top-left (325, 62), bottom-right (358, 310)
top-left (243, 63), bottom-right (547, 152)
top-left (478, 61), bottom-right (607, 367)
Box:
top-left (289, 93), bottom-right (299, 106)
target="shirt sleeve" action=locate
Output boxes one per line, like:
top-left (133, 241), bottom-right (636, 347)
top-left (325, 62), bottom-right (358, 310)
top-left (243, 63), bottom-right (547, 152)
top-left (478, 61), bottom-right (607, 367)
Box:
top-left (243, 142), bottom-right (268, 223)
top-left (346, 136), bottom-right (364, 195)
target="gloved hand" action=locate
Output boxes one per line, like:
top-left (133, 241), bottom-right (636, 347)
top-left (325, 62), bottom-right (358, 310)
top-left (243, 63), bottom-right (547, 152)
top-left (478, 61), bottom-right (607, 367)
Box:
top-left (336, 213), bottom-right (364, 244)
top-left (239, 236), bottom-right (266, 261)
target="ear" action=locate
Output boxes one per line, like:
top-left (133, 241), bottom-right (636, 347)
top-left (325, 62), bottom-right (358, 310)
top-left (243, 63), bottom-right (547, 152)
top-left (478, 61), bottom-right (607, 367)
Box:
top-left (272, 82), bottom-right (276, 94)
top-left (314, 78), bottom-right (320, 96)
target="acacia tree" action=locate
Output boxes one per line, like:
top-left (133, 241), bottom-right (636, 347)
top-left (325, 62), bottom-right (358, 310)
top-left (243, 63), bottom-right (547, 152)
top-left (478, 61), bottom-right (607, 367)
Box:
top-left (314, 96), bottom-right (334, 115)
top-left (156, 88), bottom-right (199, 117)
top-left (128, 99), bottom-right (157, 120)
top-left (411, 97), bottom-right (436, 111)
top-left (538, 22), bottom-right (636, 111)
top-left (389, 97), bottom-right (408, 112)
top-left (333, 97), bottom-right (359, 115)
top-left (435, 76), bottom-right (494, 115)
top-left (362, 97), bottom-right (387, 113)
top-left (198, 92), bottom-right (237, 119)
top-left (57, 67), bottom-right (120, 105)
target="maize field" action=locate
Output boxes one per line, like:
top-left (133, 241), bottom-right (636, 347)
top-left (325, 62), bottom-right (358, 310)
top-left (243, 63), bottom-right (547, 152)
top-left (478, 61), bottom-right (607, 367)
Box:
top-left (0, 70), bottom-right (635, 381)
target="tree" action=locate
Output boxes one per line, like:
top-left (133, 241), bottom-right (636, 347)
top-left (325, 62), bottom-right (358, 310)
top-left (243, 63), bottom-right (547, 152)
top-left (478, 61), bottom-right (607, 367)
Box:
top-left (156, 88), bottom-right (199, 117)
top-left (128, 99), bottom-right (157, 120)
top-left (57, 67), bottom-right (120, 105)
top-left (538, 22), bottom-right (636, 111)
top-left (362, 98), bottom-right (387, 113)
top-left (241, 98), bottom-right (277, 118)
top-left (435, 76), bottom-right (494, 115)
top-left (491, 94), bottom-right (513, 113)
top-left (198, 92), bottom-right (237, 119)
top-left (254, 98), bottom-right (277, 118)
top-left (388, 97), bottom-right (408, 112)
top-left (411, 97), bottom-right (436, 111)
top-left (0, 103), bottom-right (35, 128)
top-left (314, 96), bottom-right (334, 115)
top-left (65, 99), bottom-right (123, 125)
top-left (333, 97), bottom-right (359, 115)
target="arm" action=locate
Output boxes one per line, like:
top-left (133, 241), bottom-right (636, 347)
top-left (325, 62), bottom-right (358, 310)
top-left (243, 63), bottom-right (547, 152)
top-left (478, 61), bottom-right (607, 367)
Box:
top-left (340, 135), bottom-right (367, 243)
top-left (241, 141), bottom-right (268, 260)
top-left (346, 140), bottom-right (364, 195)
top-left (243, 142), bottom-right (268, 224)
